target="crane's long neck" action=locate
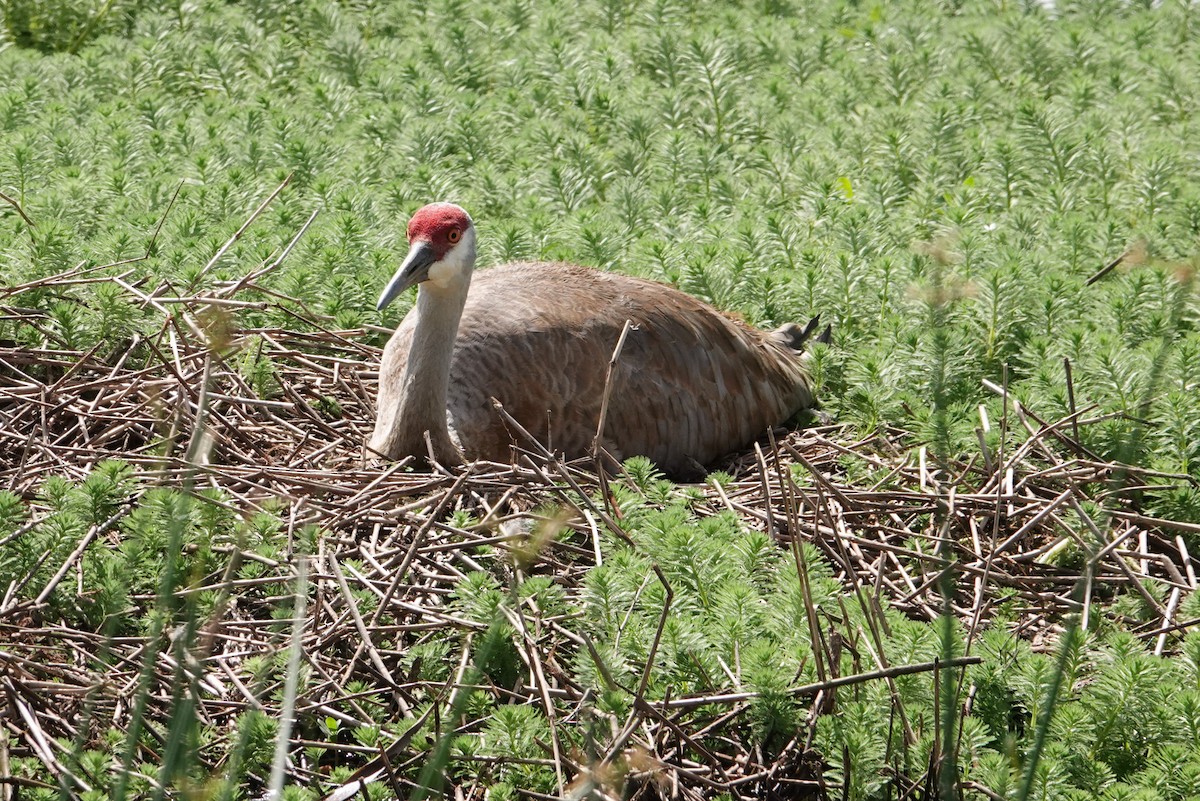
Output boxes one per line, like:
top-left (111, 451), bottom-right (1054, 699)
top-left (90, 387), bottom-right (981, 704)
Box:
top-left (391, 279), bottom-right (471, 466)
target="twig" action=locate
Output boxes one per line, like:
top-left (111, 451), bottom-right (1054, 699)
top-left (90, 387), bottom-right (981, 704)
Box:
top-left (1085, 249), bottom-right (1129, 286)
top-left (592, 319), bottom-right (635, 463)
top-left (661, 656), bottom-right (982, 710)
top-left (0, 190), bottom-right (35, 241)
top-left (196, 173), bottom-right (293, 283)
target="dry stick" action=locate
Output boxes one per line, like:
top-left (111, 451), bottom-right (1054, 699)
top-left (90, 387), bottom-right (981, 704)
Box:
top-left (1177, 536), bottom-right (1198, 588)
top-left (0, 706), bottom-right (12, 801)
top-left (784, 444), bottom-right (918, 748)
top-left (580, 633), bottom-right (626, 695)
top-left (1080, 554), bottom-right (1096, 632)
top-left (4, 181), bottom-right (183, 303)
top-left (1068, 496), bottom-right (1164, 617)
top-left (365, 469), bottom-right (475, 630)
top-left (962, 780), bottom-right (1010, 801)
top-left (788, 448), bottom-right (904, 666)
top-left (661, 656), bottom-right (982, 710)
top-left (975, 426), bottom-right (992, 478)
top-left (112, 276), bottom-right (207, 342)
top-left (2, 264), bottom-right (121, 300)
top-left (984, 378), bottom-right (1105, 465)
top-left (591, 318), bottom-right (635, 473)
top-left (770, 435), bottom-right (827, 686)
top-left (1155, 587), bottom-right (1182, 657)
top-left (768, 440), bottom-right (843, 756)
top-left (0, 190), bottom-right (35, 237)
top-left (491, 399), bottom-right (631, 545)
top-left (965, 367), bottom-right (1010, 654)
top-left (374, 743), bottom-right (410, 801)
top-left (216, 206), bottom-right (320, 299)
top-left (1109, 510), bottom-right (1200, 537)
top-left (502, 604), bottom-right (565, 796)
top-left (990, 487), bottom-right (1075, 556)
top-left (1063, 358), bottom-right (1080, 443)
top-left (46, 342), bottom-right (106, 397)
top-left (1085, 248), bottom-right (1129, 286)
top-left (604, 565), bottom-right (674, 764)
top-left (1135, 615), bottom-right (1200, 640)
top-left (979, 380), bottom-right (1094, 484)
top-left (966, 514), bottom-right (986, 616)
top-left (5, 679), bottom-right (91, 797)
top-left (630, 703), bottom-right (730, 787)
top-left (33, 508), bottom-right (128, 606)
top-left (325, 553), bottom-right (398, 687)
top-left (754, 440), bottom-right (779, 539)
top-left (194, 173), bottom-right (293, 284)
top-left (1129, 549), bottom-right (1190, 589)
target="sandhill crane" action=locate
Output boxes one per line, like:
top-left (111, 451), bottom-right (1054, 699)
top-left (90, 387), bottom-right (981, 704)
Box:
top-left (369, 202), bottom-right (823, 480)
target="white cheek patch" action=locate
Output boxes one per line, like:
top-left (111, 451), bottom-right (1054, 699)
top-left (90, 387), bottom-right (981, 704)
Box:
top-left (423, 229), bottom-right (474, 290)
top-left (427, 259), bottom-right (459, 288)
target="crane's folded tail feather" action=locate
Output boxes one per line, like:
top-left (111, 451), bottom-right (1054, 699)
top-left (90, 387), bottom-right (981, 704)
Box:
top-left (769, 315), bottom-right (830, 352)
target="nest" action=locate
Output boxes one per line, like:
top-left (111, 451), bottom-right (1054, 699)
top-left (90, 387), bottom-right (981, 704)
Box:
top-left (2, 279), bottom-right (1198, 800)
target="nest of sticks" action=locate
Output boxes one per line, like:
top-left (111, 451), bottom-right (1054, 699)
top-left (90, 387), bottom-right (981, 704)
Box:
top-left (2, 277), bottom-right (1199, 800)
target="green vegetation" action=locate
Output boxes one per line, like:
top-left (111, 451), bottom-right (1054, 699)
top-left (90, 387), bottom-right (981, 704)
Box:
top-left (2, 0), bottom-right (1200, 798)
top-left (2, 0), bottom-right (1198, 487)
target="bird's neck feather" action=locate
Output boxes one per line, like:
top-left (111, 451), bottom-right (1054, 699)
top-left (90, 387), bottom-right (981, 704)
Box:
top-left (392, 276), bottom-right (471, 464)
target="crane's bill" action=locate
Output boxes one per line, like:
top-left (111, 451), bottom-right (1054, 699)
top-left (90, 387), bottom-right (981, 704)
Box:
top-left (378, 241), bottom-right (437, 310)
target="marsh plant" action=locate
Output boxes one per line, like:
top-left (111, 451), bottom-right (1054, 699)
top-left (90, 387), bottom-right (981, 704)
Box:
top-left (1, 0), bottom-right (1199, 798)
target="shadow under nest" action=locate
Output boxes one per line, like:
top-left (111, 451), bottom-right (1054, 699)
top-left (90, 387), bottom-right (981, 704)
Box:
top-left (1, 310), bottom-right (1198, 800)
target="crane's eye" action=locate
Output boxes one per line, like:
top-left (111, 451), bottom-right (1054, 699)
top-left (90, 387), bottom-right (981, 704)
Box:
top-left (447, 229), bottom-right (461, 243)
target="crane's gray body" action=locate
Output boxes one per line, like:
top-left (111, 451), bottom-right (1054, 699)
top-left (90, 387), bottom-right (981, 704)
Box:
top-left (370, 261), bottom-right (816, 479)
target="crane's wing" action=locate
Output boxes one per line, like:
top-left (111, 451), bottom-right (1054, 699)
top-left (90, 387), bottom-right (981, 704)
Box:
top-left (601, 289), bottom-right (814, 475)
top-left (445, 263), bottom-right (815, 478)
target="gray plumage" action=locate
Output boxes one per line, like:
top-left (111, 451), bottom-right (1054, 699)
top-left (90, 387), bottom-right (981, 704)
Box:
top-left (369, 203), bottom-right (820, 480)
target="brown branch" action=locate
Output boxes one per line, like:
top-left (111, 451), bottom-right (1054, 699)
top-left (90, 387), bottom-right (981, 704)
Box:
top-left (0, 190), bottom-right (35, 241)
top-left (662, 656), bottom-right (983, 710)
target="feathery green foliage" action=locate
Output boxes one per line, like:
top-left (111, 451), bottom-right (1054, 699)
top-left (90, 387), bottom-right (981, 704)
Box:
top-left (1, 0), bottom-right (1197, 495)
top-left (3, 0), bottom-right (1200, 798)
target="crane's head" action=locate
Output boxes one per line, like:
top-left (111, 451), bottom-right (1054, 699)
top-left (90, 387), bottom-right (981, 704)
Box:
top-left (377, 202), bottom-right (476, 310)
